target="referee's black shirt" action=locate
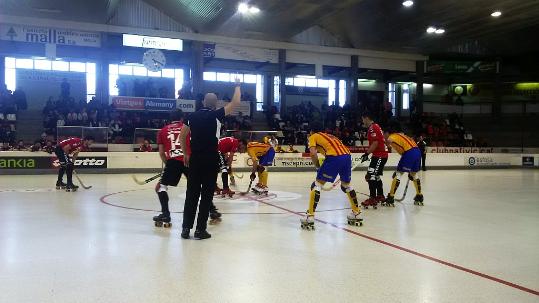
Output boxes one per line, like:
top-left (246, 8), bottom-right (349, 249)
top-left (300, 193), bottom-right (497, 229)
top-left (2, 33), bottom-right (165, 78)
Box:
top-left (186, 107), bottom-right (225, 154)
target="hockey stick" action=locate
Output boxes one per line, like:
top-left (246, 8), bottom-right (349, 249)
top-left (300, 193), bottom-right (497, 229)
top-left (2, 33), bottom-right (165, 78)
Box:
top-left (73, 171), bottom-right (92, 189)
top-left (131, 172), bottom-right (162, 185)
top-left (239, 180), bottom-right (254, 196)
top-left (395, 177), bottom-right (410, 202)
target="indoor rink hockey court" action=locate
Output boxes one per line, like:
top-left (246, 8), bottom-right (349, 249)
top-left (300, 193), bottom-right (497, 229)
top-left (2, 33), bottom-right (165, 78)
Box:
top-left (0, 169), bottom-right (537, 302)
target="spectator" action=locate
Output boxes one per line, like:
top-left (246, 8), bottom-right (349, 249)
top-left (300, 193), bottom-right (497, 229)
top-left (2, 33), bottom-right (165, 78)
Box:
top-left (15, 140), bottom-right (26, 151)
top-left (139, 139), bottom-right (153, 152)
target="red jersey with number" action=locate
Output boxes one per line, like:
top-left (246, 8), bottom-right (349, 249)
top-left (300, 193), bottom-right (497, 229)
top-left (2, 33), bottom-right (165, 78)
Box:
top-left (58, 137), bottom-right (83, 152)
top-left (367, 123), bottom-right (388, 158)
top-left (157, 121), bottom-right (190, 161)
top-left (218, 137), bottom-right (239, 154)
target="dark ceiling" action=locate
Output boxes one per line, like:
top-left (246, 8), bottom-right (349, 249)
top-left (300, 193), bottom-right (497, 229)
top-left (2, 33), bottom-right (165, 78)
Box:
top-left (1, 0), bottom-right (539, 56)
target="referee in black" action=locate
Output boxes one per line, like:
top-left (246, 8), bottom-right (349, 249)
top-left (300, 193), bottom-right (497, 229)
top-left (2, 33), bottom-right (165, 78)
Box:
top-left (179, 77), bottom-right (242, 240)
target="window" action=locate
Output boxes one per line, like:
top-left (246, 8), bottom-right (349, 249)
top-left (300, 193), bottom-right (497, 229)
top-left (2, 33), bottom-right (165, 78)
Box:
top-left (402, 83), bottom-right (410, 110)
top-left (86, 63), bottom-right (96, 74)
top-left (86, 72), bottom-right (96, 102)
top-left (318, 79), bottom-right (329, 88)
top-left (203, 71), bottom-right (216, 81)
top-left (285, 77), bottom-right (293, 86)
top-left (216, 72), bottom-right (230, 82)
top-left (109, 64), bottom-right (119, 75)
top-left (162, 69), bottom-right (175, 78)
top-left (34, 60), bottom-right (52, 70)
top-left (147, 70), bottom-right (161, 77)
top-left (52, 61), bottom-right (69, 71)
top-left (305, 78), bottom-right (318, 87)
top-left (256, 75), bottom-right (264, 111)
top-left (273, 76), bottom-right (280, 104)
top-left (69, 62), bottom-right (86, 72)
top-left (388, 83), bottom-right (396, 115)
top-left (118, 65), bottom-right (133, 75)
top-left (5, 57), bottom-right (16, 69)
top-left (175, 69), bottom-right (184, 98)
top-left (109, 74), bottom-right (119, 96)
top-left (293, 77), bottom-right (306, 87)
top-left (339, 80), bottom-right (346, 107)
top-left (229, 74), bottom-right (243, 83)
top-left (5, 67), bottom-right (16, 92)
top-left (244, 74), bottom-right (257, 83)
top-left (15, 59), bottom-right (33, 69)
top-left (328, 80), bottom-right (336, 105)
top-left (132, 66), bottom-right (148, 76)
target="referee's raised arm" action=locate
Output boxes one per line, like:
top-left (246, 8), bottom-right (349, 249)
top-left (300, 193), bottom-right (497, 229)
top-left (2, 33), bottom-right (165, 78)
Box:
top-left (224, 77), bottom-right (242, 116)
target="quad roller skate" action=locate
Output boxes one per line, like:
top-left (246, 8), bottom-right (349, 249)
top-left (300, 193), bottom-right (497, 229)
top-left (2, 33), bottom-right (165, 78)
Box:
top-left (300, 213), bottom-right (315, 230)
top-left (56, 181), bottom-right (67, 190)
top-left (361, 197), bottom-right (378, 209)
top-left (221, 188), bottom-right (235, 198)
top-left (252, 183), bottom-right (268, 196)
top-left (65, 184), bottom-right (79, 192)
top-left (214, 185), bottom-right (222, 196)
top-left (347, 211), bottom-right (363, 227)
top-left (153, 213), bottom-right (172, 228)
top-left (383, 195), bottom-right (395, 207)
top-left (375, 195), bottom-right (386, 205)
top-left (209, 208), bottom-right (222, 225)
top-left (413, 194), bottom-right (424, 206)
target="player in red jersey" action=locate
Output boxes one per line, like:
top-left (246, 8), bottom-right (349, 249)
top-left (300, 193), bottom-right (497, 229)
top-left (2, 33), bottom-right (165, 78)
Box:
top-left (215, 137), bottom-right (247, 197)
top-left (54, 136), bottom-right (94, 191)
top-left (153, 111), bottom-right (190, 227)
top-left (360, 112), bottom-right (389, 208)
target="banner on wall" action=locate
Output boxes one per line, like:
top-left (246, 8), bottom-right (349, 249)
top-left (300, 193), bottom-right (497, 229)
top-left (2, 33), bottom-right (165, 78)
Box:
top-left (213, 43), bottom-right (278, 63)
top-left (0, 157), bottom-right (51, 169)
top-left (52, 157), bottom-right (107, 169)
top-left (176, 99), bottom-right (196, 112)
top-left (427, 60), bottom-right (497, 74)
top-left (144, 98), bottom-right (177, 111)
top-left (0, 23), bottom-right (101, 47)
top-left (111, 97), bottom-right (145, 111)
top-left (466, 155), bottom-right (511, 167)
top-left (286, 86), bottom-right (328, 96)
top-left (428, 147), bottom-right (494, 153)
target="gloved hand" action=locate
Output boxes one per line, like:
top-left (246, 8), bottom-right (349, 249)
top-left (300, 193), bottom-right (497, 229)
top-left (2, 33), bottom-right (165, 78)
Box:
top-left (250, 172), bottom-right (256, 181)
top-left (360, 153), bottom-right (369, 163)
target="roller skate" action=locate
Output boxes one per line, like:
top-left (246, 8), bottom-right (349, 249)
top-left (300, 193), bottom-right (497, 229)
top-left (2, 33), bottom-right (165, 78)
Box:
top-left (300, 213), bottom-right (315, 230)
top-left (214, 185), bottom-right (222, 196)
top-left (181, 228), bottom-right (190, 239)
top-left (55, 181), bottom-right (67, 190)
top-left (252, 184), bottom-right (268, 196)
top-left (413, 194), bottom-right (424, 206)
top-left (383, 195), bottom-right (395, 207)
top-left (361, 197), bottom-right (378, 209)
top-left (153, 213), bottom-right (172, 228)
top-left (194, 229), bottom-right (211, 240)
top-left (375, 195), bottom-right (386, 205)
top-left (209, 208), bottom-right (222, 225)
top-left (65, 184), bottom-right (79, 192)
top-left (221, 188), bottom-right (235, 198)
top-left (347, 211), bottom-right (363, 227)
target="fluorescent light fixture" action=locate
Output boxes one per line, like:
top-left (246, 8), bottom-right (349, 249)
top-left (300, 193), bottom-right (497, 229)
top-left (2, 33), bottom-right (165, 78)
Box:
top-left (423, 83), bottom-right (433, 88)
top-left (296, 75), bottom-right (316, 79)
top-left (238, 3), bottom-right (249, 13)
top-left (435, 28), bottom-right (445, 34)
top-left (123, 34), bottom-right (183, 51)
top-left (426, 26), bottom-right (437, 33)
top-left (358, 79), bottom-right (375, 83)
top-left (249, 6), bottom-right (260, 14)
top-left (402, 1), bottom-right (414, 7)
top-left (491, 11), bottom-right (502, 17)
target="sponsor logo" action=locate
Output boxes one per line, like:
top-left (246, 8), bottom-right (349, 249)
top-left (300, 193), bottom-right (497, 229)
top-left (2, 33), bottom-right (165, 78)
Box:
top-left (145, 99), bottom-right (176, 110)
top-left (468, 157), bottom-right (476, 166)
top-left (52, 157), bottom-right (107, 169)
top-left (111, 97), bottom-right (145, 110)
top-left (522, 156), bottom-right (534, 167)
top-left (429, 147), bottom-right (494, 153)
top-left (0, 157), bottom-right (52, 169)
top-left (467, 156), bottom-right (510, 167)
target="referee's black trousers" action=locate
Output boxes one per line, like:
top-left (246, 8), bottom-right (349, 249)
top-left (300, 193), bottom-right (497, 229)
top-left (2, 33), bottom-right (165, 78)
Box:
top-left (182, 152), bottom-right (219, 231)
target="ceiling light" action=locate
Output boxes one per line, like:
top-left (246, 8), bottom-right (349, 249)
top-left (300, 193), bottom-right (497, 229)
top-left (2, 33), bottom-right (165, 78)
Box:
top-left (435, 28), bottom-right (445, 34)
top-left (491, 11), bottom-right (502, 17)
top-left (238, 3), bottom-right (249, 13)
top-left (249, 6), bottom-right (260, 14)
top-left (402, 1), bottom-right (414, 7)
top-left (426, 26), bottom-right (437, 34)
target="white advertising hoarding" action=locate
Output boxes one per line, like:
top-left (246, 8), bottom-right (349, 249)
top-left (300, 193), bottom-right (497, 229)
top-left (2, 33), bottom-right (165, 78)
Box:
top-left (0, 24), bottom-right (100, 47)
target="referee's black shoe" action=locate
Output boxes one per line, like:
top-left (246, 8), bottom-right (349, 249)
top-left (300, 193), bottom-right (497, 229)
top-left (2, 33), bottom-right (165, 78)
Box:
top-left (181, 228), bottom-right (190, 239)
top-left (194, 230), bottom-right (211, 240)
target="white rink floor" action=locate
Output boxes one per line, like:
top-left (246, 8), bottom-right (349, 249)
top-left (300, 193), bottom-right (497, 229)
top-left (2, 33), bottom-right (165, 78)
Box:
top-left (0, 169), bottom-right (538, 303)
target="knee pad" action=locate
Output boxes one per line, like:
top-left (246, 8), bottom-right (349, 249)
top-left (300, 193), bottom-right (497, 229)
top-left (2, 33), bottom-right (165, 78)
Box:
top-left (408, 173), bottom-right (415, 181)
top-left (311, 181), bottom-right (322, 192)
top-left (155, 182), bottom-right (168, 193)
top-left (340, 185), bottom-right (353, 193)
top-left (393, 171), bottom-right (404, 181)
top-left (257, 165), bottom-right (266, 173)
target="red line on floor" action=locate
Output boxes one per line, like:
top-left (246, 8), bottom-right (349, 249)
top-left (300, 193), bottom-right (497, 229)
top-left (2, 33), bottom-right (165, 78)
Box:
top-left (251, 197), bottom-right (539, 297)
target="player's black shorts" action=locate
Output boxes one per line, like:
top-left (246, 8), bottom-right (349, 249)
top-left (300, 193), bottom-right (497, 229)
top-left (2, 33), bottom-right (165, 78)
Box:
top-left (367, 156), bottom-right (388, 177)
top-left (54, 146), bottom-right (70, 164)
top-left (160, 159), bottom-right (188, 186)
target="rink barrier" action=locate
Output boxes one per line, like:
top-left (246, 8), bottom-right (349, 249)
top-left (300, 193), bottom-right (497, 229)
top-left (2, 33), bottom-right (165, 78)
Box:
top-left (0, 151), bottom-right (537, 175)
